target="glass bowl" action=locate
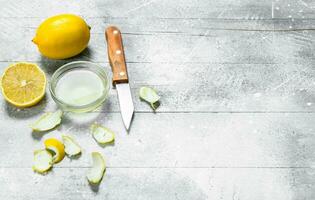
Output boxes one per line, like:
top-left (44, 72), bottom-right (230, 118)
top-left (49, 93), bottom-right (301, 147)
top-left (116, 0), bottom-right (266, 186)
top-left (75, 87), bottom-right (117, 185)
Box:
top-left (49, 61), bottom-right (110, 113)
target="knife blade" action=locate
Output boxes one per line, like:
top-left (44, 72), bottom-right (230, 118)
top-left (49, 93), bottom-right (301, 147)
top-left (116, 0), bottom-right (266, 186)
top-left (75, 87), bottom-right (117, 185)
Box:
top-left (105, 26), bottom-right (134, 130)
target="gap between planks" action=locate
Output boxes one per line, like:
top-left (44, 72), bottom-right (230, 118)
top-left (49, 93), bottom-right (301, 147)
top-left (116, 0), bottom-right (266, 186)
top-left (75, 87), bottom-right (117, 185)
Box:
top-left (0, 61), bottom-right (307, 65)
top-left (1, 166), bottom-right (314, 169)
top-left (1, 16), bottom-right (315, 20)
top-left (68, 111), bottom-right (315, 114)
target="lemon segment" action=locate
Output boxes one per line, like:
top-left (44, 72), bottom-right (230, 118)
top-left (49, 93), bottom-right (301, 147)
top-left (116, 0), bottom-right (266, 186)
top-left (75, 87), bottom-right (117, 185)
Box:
top-left (62, 135), bottom-right (82, 156)
top-left (1, 62), bottom-right (46, 108)
top-left (90, 124), bottom-right (115, 144)
top-left (87, 152), bottom-right (106, 184)
top-left (33, 149), bottom-right (53, 173)
top-left (30, 110), bottom-right (63, 132)
top-left (44, 138), bottom-right (65, 163)
top-left (33, 14), bottom-right (90, 59)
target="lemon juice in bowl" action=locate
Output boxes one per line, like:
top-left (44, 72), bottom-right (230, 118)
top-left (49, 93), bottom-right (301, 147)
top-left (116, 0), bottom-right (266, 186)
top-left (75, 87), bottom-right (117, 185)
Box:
top-left (50, 61), bottom-right (110, 113)
top-left (55, 70), bottom-right (103, 105)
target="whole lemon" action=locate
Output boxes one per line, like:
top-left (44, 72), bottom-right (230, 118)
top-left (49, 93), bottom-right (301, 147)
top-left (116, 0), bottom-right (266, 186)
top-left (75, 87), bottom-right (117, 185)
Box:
top-left (32, 14), bottom-right (90, 59)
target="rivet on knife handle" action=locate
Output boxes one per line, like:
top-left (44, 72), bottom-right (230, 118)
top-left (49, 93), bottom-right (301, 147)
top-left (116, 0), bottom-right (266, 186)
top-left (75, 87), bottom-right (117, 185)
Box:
top-left (105, 26), bottom-right (128, 85)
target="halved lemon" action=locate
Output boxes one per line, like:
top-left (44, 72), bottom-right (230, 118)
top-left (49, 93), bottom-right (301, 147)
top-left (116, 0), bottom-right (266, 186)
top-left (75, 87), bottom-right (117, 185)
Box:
top-left (44, 138), bottom-right (65, 163)
top-left (0, 62), bottom-right (46, 108)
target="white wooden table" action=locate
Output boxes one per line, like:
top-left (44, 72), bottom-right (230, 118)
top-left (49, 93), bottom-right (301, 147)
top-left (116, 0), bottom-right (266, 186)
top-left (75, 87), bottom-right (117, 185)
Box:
top-left (0, 0), bottom-right (315, 199)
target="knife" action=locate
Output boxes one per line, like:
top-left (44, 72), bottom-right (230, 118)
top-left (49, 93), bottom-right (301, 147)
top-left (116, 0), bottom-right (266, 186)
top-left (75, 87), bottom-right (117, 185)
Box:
top-left (105, 26), bottom-right (134, 130)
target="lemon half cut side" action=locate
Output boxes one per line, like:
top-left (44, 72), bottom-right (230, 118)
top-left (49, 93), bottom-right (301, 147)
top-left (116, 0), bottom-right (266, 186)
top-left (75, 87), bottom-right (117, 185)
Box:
top-left (1, 62), bottom-right (46, 108)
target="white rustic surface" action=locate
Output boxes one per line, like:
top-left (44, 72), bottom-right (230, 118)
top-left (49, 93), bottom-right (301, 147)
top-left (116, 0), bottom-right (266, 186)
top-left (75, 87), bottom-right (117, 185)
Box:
top-left (0, 0), bottom-right (315, 199)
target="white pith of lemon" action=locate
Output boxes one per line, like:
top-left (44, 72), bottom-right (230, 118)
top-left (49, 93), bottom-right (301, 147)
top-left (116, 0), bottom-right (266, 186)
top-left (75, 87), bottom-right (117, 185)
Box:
top-left (33, 149), bottom-right (53, 173)
top-left (62, 135), bottom-right (82, 156)
top-left (90, 124), bottom-right (115, 144)
top-left (87, 152), bottom-right (106, 184)
top-left (30, 110), bottom-right (63, 132)
top-left (139, 86), bottom-right (160, 109)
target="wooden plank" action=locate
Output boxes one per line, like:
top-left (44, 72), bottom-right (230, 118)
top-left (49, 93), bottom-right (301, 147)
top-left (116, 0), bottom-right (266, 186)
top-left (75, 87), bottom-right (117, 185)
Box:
top-left (0, 167), bottom-right (314, 199)
top-left (1, 0), bottom-right (314, 20)
top-left (1, 60), bottom-right (314, 112)
top-left (3, 17), bottom-right (315, 37)
top-left (272, 0), bottom-right (315, 19)
top-left (0, 113), bottom-right (314, 168)
top-left (0, 0), bottom-right (274, 19)
top-left (0, 0), bottom-right (314, 199)
top-left (0, 18), bottom-right (314, 64)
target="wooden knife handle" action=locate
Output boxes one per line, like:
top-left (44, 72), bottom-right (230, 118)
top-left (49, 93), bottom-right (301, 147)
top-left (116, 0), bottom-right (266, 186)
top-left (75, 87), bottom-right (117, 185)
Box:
top-left (105, 26), bottom-right (128, 85)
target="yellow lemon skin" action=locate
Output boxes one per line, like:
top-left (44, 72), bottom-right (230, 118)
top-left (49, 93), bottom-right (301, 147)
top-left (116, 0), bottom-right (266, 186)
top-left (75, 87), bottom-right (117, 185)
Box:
top-left (33, 14), bottom-right (90, 59)
top-left (44, 138), bottom-right (65, 164)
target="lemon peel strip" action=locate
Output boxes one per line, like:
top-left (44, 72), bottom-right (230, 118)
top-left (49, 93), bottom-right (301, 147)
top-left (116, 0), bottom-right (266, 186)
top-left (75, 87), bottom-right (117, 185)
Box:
top-left (62, 135), bottom-right (82, 156)
top-left (87, 152), bottom-right (106, 184)
top-left (139, 86), bottom-right (160, 110)
top-left (33, 149), bottom-right (53, 174)
top-left (90, 123), bottom-right (115, 145)
top-left (30, 110), bottom-right (63, 131)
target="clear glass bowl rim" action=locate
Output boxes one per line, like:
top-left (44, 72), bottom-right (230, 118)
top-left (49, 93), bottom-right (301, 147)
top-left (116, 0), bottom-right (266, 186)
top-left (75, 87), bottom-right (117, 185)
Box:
top-left (49, 61), bottom-right (110, 112)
